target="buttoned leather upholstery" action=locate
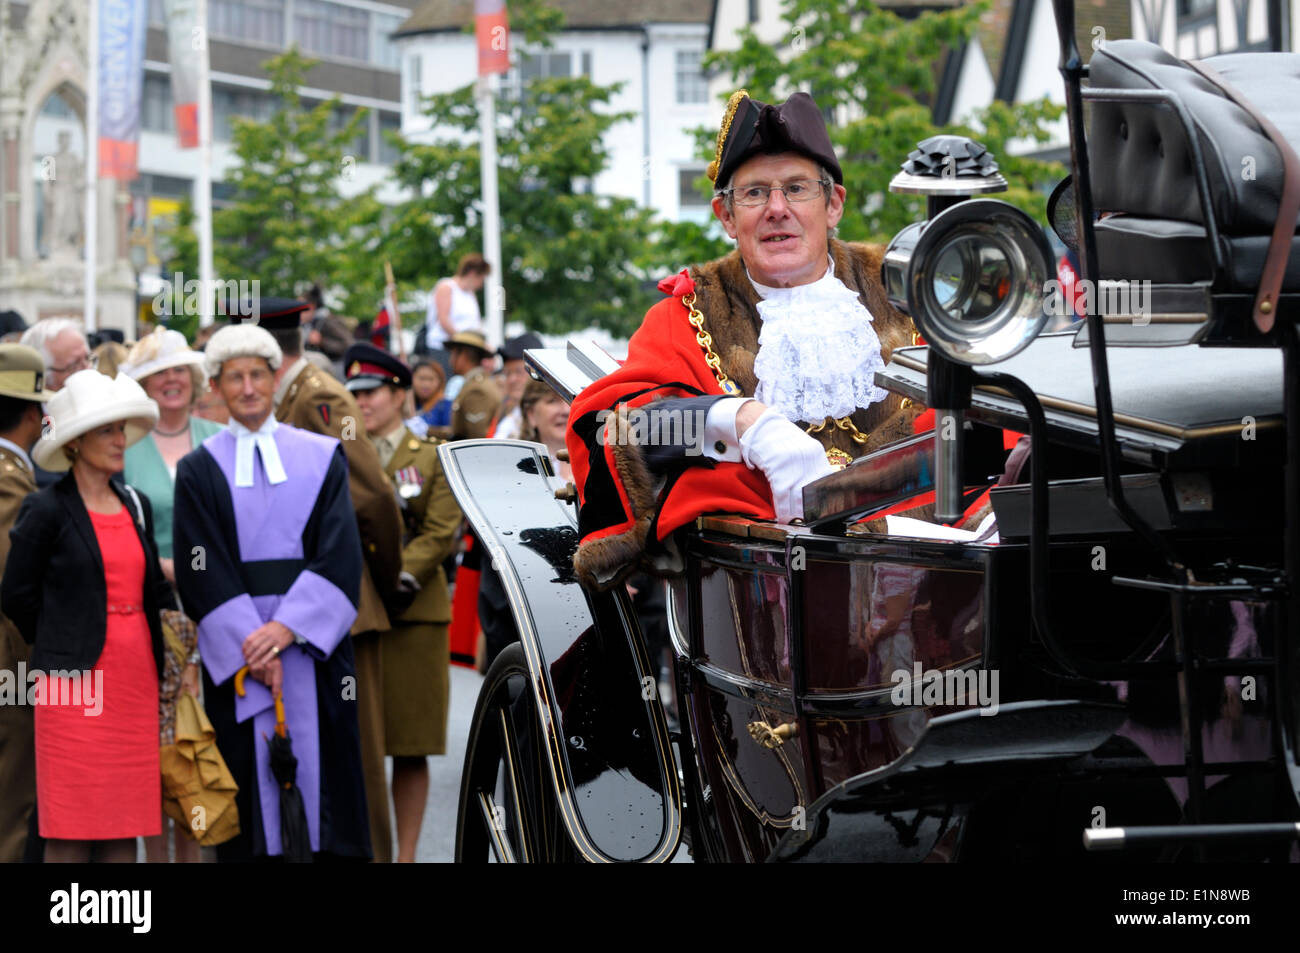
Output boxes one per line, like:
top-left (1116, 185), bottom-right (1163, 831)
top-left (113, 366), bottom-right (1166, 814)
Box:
top-left (1087, 40), bottom-right (1300, 289)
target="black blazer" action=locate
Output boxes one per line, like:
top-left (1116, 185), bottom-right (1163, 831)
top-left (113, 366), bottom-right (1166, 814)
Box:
top-left (1, 472), bottom-right (168, 676)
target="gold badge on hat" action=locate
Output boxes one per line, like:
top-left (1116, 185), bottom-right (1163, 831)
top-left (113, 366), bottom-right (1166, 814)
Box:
top-left (348, 361), bottom-right (361, 377)
top-left (708, 89), bottom-right (749, 183)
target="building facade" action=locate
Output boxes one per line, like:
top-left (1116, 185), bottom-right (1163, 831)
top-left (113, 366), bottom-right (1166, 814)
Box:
top-left (1, 0), bottom-right (416, 333)
top-left (394, 0), bottom-right (715, 224)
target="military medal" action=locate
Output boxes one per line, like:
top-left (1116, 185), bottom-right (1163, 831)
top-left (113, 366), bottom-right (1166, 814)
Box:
top-left (395, 466), bottom-right (423, 499)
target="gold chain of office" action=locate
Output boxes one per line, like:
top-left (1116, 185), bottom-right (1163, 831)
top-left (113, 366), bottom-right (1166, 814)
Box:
top-left (682, 292), bottom-right (865, 469)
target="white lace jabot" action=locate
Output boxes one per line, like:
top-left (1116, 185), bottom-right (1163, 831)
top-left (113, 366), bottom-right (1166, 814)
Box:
top-left (749, 259), bottom-right (890, 424)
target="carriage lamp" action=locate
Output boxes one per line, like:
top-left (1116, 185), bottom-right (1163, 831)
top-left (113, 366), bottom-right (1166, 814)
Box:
top-left (881, 136), bottom-right (1054, 521)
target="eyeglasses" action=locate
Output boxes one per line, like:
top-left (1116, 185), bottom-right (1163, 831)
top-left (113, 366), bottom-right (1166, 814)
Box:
top-left (49, 355), bottom-right (91, 376)
top-left (721, 178), bottom-right (830, 207)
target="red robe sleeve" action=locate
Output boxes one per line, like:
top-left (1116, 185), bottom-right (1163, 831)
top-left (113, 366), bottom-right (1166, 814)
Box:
top-left (566, 270), bottom-right (776, 590)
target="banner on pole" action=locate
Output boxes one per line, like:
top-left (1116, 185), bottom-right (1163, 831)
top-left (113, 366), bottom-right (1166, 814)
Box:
top-left (97, 0), bottom-right (149, 179)
top-left (164, 0), bottom-right (203, 148)
top-left (475, 0), bottom-right (509, 76)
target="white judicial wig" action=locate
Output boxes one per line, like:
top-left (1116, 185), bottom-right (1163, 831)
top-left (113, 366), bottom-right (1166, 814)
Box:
top-left (33, 368), bottom-right (159, 471)
top-left (203, 324), bottom-right (283, 380)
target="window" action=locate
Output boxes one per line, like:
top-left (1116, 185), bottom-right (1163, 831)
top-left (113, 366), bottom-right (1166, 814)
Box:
top-left (406, 53), bottom-right (423, 115)
top-left (148, 0), bottom-right (167, 26)
top-left (378, 112), bottom-right (402, 164)
top-left (675, 50), bottom-right (707, 105)
top-left (327, 104), bottom-right (371, 160)
top-left (143, 74), bottom-right (175, 133)
top-left (212, 85), bottom-right (274, 141)
top-left (295, 0), bottom-right (369, 62)
top-left (748, 0), bottom-right (760, 24)
top-left (373, 13), bottom-right (404, 70)
top-left (521, 51), bottom-right (573, 83)
top-left (508, 51), bottom-right (578, 101)
top-left (210, 0), bottom-right (286, 46)
top-left (39, 92), bottom-right (77, 119)
top-left (679, 168), bottom-right (709, 208)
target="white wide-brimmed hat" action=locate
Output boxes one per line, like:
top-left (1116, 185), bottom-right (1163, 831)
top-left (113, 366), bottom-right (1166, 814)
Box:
top-left (33, 369), bottom-right (159, 472)
top-left (120, 327), bottom-right (206, 382)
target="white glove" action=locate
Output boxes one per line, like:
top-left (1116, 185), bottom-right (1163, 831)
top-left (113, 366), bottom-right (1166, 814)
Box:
top-left (740, 407), bottom-right (835, 522)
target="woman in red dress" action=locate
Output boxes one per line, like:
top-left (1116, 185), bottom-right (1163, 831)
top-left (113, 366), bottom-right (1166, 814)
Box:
top-left (2, 369), bottom-right (168, 862)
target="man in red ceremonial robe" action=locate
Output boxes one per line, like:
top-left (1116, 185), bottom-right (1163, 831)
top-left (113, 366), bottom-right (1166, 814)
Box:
top-left (567, 90), bottom-right (925, 590)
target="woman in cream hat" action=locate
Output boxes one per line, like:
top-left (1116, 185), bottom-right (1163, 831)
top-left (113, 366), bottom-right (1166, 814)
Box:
top-left (121, 328), bottom-right (223, 584)
top-left (2, 369), bottom-right (170, 862)
top-left (120, 327), bottom-right (223, 863)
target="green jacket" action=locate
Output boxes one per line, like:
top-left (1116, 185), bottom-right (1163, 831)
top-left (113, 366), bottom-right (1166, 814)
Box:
top-left (124, 416), bottom-right (224, 560)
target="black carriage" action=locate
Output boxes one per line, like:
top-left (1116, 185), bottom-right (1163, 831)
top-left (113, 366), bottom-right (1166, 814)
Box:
top-left (437, 0), bottom-right (1300, 862)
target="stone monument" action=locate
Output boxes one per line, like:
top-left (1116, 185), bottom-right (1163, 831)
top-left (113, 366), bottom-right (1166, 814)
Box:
top-left (0, 0), bottom-right (136, 334)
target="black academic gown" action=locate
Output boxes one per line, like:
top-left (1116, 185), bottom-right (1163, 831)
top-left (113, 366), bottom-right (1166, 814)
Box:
top-left (172, 428), bottom-right (371, 862)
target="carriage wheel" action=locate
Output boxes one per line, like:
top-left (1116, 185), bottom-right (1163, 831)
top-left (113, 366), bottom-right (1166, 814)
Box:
top-left (455, 643), bottom-right (580, 862)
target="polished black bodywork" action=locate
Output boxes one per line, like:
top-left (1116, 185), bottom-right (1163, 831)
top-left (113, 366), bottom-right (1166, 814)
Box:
top-left (443, 0), bottom-right (1300, 862)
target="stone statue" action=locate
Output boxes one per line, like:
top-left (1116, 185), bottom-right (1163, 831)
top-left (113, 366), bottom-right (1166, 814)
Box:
top-left (44, 130), bottom-right (84, 258)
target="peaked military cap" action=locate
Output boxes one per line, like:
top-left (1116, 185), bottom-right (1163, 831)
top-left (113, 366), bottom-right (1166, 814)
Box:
top-left (344, 342), bottom-right (412, 392)
top-left (218, 294), bottom-right (311, 330)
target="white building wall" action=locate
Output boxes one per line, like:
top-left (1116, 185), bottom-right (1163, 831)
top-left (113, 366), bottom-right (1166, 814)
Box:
top-left (396, 23), bottom-right (711, 223)
top-left (948, 39), bottom-right (997, 127)
top-left (1011, 0), bottom-right (1070, 152)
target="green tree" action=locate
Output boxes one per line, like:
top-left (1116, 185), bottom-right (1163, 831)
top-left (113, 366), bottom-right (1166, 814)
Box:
top-left (360, 74), bottom-right (676, 338)
top-left (703, 0), bottom-right (1065, 242)
top-left (163, 48), bottom-right (371, 330)
top-left (336, 0), bottom-right (734, 337)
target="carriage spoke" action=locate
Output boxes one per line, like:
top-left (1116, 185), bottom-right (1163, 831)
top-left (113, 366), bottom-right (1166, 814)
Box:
top-left (498, 708), bottom-right (533, 862)
top-left (478, 791), bottom-right (515, 863)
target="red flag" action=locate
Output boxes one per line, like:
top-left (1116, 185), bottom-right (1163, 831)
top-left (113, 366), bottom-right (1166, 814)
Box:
top-left (370, 306), bottom-right (391, 348)
top-left (475, 0), bottom-right (509, 76)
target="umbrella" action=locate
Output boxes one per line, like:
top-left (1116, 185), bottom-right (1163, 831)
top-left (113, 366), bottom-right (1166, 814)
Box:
top-left (234, 667), bottom-right (313, 862)
top-left (160, 692), bottom-right (241, 846)
top-left (267, 693), bottom-right (312, 863)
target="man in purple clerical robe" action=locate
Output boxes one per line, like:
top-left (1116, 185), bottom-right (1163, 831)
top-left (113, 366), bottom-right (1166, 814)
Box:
top-left (173, 322), bottom-right (370, 861)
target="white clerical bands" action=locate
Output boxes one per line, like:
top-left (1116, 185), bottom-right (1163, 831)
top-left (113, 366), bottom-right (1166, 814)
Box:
top-left (229, 418), bottom-right (288, 488)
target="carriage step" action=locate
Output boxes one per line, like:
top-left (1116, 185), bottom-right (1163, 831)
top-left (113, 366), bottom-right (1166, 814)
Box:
top-left (1111, 573), bottom-right (1287, 600)
top-left (1084, 822), bottom-right (1300, 851)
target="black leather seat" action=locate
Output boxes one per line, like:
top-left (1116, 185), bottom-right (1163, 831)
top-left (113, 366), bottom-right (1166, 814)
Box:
top-left (1087, 40), bottom-right (1300, 290)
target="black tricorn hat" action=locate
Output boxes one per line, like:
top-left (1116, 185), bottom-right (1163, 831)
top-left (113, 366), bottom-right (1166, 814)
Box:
top-left (707, 90), bottom-right (842, 188)
top-left (218, 295), bottom-right (311, 330)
